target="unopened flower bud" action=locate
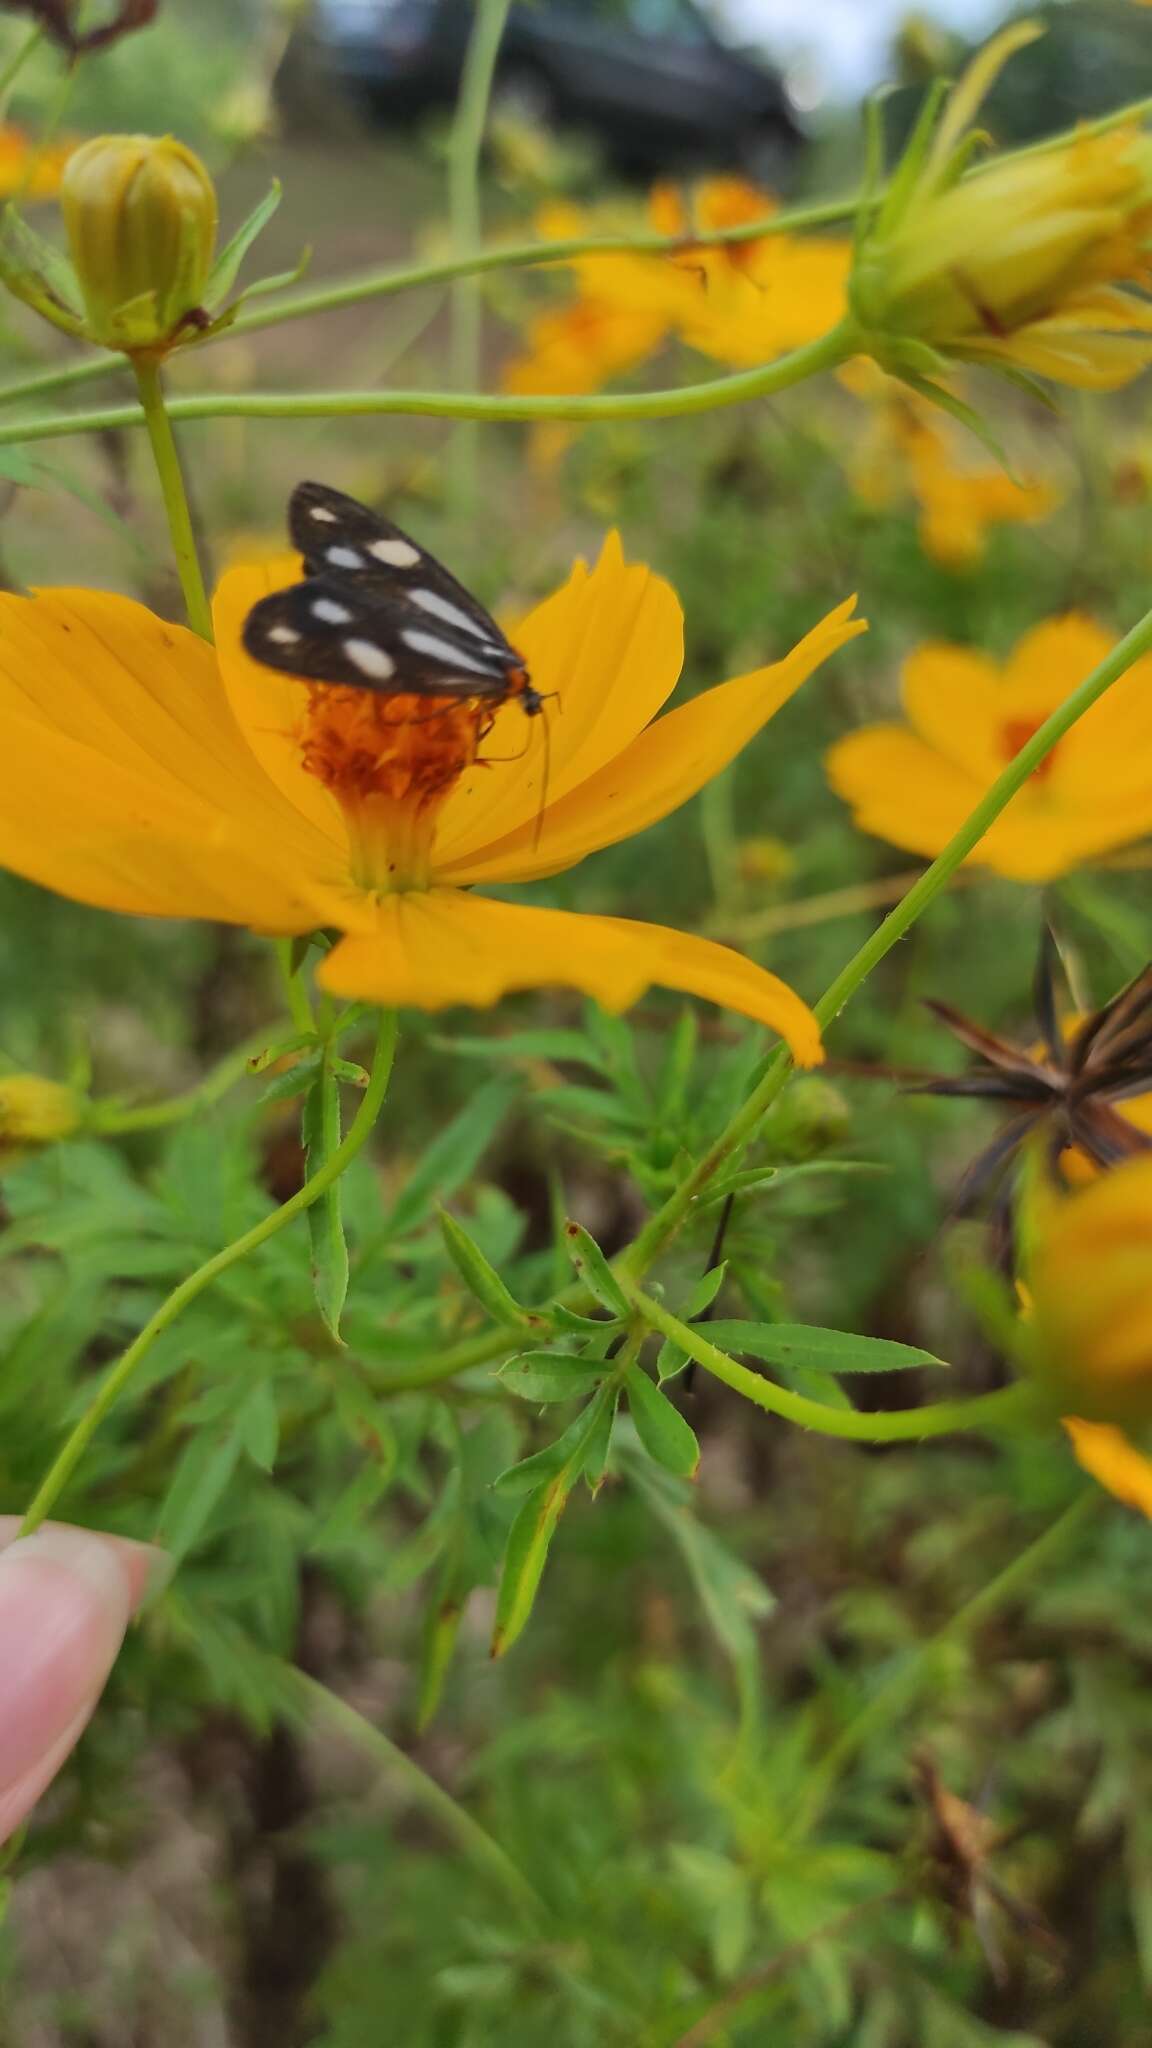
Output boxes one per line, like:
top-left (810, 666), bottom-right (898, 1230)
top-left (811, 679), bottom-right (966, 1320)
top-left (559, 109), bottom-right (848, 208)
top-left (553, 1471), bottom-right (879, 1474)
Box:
top-left (60, 133), bottom-right (217, 354)
top-left (762, 1077), bottom-right (852, 1162)
top-left (0, 1075), bottom-right (81, 1159)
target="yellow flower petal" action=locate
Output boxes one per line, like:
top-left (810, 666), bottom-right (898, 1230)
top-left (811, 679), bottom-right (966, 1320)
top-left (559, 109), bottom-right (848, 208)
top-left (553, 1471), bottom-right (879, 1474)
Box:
top-left (1064, 1419), bottom-right (1152, 1518)
top-left (213, 557), bottom-right (350, 850)
top-left (318, 890), bottom-right (822, 1063)
top-left (433, 533), bottom-right (685, 863)
top-left (900, 643), bottom-right (1003, 779)
top-left (440, 599), bottom-right (864, 885)
top-left (0, 586), bottom-right (338, 924)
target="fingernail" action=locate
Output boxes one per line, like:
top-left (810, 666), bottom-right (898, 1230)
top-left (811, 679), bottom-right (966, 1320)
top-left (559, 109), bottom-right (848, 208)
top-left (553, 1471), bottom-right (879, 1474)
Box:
top-left (0, 1530), bottom-right (135, 1803)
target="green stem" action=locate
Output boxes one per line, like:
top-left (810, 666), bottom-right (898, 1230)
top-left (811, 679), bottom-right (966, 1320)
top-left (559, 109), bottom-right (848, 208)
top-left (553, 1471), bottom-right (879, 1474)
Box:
top-left (625, 1285), bottom-right (1045, 1443)
top-left (276, 936), bottom-right (316, 1035)
top-left (286, 1664), bottom-right (543, 1925)
top-left (18, 1009), bottom-right (398, 1537)
top-left (787, 1490), bottom-right (1099, 1838)
top-left (446, 0), bottom-right (512, 520)
top-left (87, 1027), bottom-right (273, 1134)
top-left (0, 22), bottom-right (42, 111)
top-left (0, 324), bottom-right (857, 446)
top-left (622, 592), bottom-right (1152, 1278)
top-left (1, 87), bottom-right (1148, 416)
top-left (132, 357), bottom-right (214, 641)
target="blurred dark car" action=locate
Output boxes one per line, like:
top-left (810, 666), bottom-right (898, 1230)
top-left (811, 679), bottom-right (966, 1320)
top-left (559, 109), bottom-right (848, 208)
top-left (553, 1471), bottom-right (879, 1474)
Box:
top-left (311, 0), bottom-right (806, 182)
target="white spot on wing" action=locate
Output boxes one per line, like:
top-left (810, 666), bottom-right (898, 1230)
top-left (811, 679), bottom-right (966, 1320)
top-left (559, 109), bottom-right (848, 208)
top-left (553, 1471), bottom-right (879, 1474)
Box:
top-left (411, 587), bottom-right (495, 640)
top-left (312, 598), bottom-right (354, 625)
top-left (344, 638), bottom-right (395, 681)
top-left (370, 537), bottom-right (420, 568)
top-left (309, 505), bottom-right (338, 523)
top-left (326, 545), bottom-right (364, 571)
top-left (267, 625), bottom-right (301, 645)
top-left (402, 628), bottom-right (494, 675)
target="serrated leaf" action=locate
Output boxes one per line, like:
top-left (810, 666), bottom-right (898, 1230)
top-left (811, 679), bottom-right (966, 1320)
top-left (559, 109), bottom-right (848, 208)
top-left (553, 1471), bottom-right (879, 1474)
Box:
top-left (582, 1384), bottom-right (618, 1495)
top-left (563, 1220), bottom-right (629, 1317)
top-left (439, 1208), bottom-right (531, 1327)
top-left (498, 1351), bottom-right (606, 1403)
top-left (235, 1381), bottom-right (279, 1472)
top-left (625, 1367), bottom-right (700, 1478)
top-left (258, 1049), bottom-right (323, 1104)
top-left (303, 1061), bottom-right (348, 1341)
top-left (157, 1427), bottom-right (243, 1563)
top-left (388, 1079), bottom-right (515, 1238)
top-left (491, 1471), bottom-right (572, 1657)
top-left (683, 1263), bottom-right (727, 1320)
top-left (432, 1026), bottom-right (608, 1068)
top-left (416, 1581), bottom-right (464, 1730)
top-left (697, 1322), bottom-right (947, 1374)
top-left (493, 1385), bottom-right (611, 1496)
top-left (549, 1303), bottom-right (622, 1335)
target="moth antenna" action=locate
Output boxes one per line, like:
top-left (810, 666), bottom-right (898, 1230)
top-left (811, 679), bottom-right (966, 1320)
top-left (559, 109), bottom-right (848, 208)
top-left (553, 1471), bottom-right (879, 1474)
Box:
top-left (532, 703), bottom-right (553, 850)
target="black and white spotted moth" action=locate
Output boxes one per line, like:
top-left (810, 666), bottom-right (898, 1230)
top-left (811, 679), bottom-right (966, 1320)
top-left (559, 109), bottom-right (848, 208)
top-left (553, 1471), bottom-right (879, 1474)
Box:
top-left (242, 480), bottom-right (544, 719)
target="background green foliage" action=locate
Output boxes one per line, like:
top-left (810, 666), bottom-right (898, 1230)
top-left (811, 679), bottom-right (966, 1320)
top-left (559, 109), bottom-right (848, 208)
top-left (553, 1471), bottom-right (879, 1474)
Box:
top-left (1, 5), bottom-right (1152, 2044)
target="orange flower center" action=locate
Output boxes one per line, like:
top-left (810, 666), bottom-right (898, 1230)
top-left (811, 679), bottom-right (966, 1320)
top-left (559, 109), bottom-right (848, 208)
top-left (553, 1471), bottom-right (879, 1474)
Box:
top-left (1000, 717), bottom-right (1057, 783)
top-left (297, 684), bottom-right (488, 892)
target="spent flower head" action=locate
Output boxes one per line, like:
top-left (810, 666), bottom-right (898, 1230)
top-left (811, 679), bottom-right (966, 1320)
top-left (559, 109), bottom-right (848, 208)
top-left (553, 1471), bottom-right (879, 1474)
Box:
top-left (0, 1075), bottom-right (81, 1161)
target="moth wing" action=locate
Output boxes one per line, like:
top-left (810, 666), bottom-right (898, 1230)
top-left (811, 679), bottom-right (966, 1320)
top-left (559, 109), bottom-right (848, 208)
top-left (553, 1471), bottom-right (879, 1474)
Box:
top-left (288, 480), bottom-right (519, 659)
top-left (243, 576), bottom-right (516, 699)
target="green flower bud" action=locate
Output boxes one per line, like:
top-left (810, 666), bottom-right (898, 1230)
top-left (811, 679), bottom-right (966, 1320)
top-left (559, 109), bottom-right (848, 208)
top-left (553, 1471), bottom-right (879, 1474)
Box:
top-left (60, 133), bottom-right (218, 355)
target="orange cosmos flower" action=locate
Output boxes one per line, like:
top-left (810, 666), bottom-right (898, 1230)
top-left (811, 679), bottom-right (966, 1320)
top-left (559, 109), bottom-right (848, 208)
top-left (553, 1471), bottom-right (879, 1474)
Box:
top-left (502, 182), bottom-right (851, 399)
top-left (826, 615), bottom-right (1152, 882)
top-left (0, 125), bottom-right (74, 202)
top-left (0, 537), bottom-right (863, 1054)
top-left (841, 362), bottom-right (1060, 568)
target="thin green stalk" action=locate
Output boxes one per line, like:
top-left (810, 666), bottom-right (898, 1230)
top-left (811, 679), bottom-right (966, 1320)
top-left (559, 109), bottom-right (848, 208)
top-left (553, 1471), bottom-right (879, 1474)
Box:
top-left (626, 1285), bottom-right (1045, 1444)
top-left (788, 1490), bottom-right (1099, 1838)
top-left (286, 1664), bottom-right (543, 1925)
top-left (88, 1027), bottom-right (273, 1134)
top-left (446, 0), bottom-right (512, 519)
top-left (0, 22), bottom-right (42, 112)
top-left (19, 1009), bottom-right (398, 1537)
top-left (0, 323), bottom-right (858, 446)
top-left (276, 936), bottom-right (316, 1035)
top-left (132, 357), bottom-right (214, 640)
top-left (622, 592), bottom-right (1152, 1278)
top-left (1, 86), bottom-right (1148, 416)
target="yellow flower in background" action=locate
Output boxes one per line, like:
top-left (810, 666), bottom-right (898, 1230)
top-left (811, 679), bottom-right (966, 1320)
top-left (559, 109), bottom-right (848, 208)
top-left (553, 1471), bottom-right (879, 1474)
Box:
top-left (852, 23), bottom-right (1152, 390)
top-left (826, 615), bottom-right (1152, 881)
top-left (841, 362), bottom-right (1060, 567)
top-left (502, 180), bottom-right (850, 400)
top-left (644, 177), bottom-right (851, 369)
top-left (0, 541), bottom-right (864, 1057)
top-left (0, 126), bottom-right (74, 202)
top-left (0, 1075), bottom-right (81, 1160)
top-left (1028, 1149), bottom-right (1152, 1436)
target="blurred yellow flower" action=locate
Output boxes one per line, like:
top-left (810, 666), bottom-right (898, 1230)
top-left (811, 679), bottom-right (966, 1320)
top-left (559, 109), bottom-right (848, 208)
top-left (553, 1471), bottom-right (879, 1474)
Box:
top-left (502, 180), bottom-right (850, 401)
top-left (852, 23), bottom-right (1152, 389)
top-left (826, 615), bottom-right (1152, 881)
top-left (0, 538), bottom-right (864, 1057)
top-left (842, 362), bottom-right (1060, 566)
top-left (1029, 1149), bottom-right (1152, 1420)
top-left (0, 1074), bottom-right (80, 1158)
top-left (0, 126), bottom-right (73, 202)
